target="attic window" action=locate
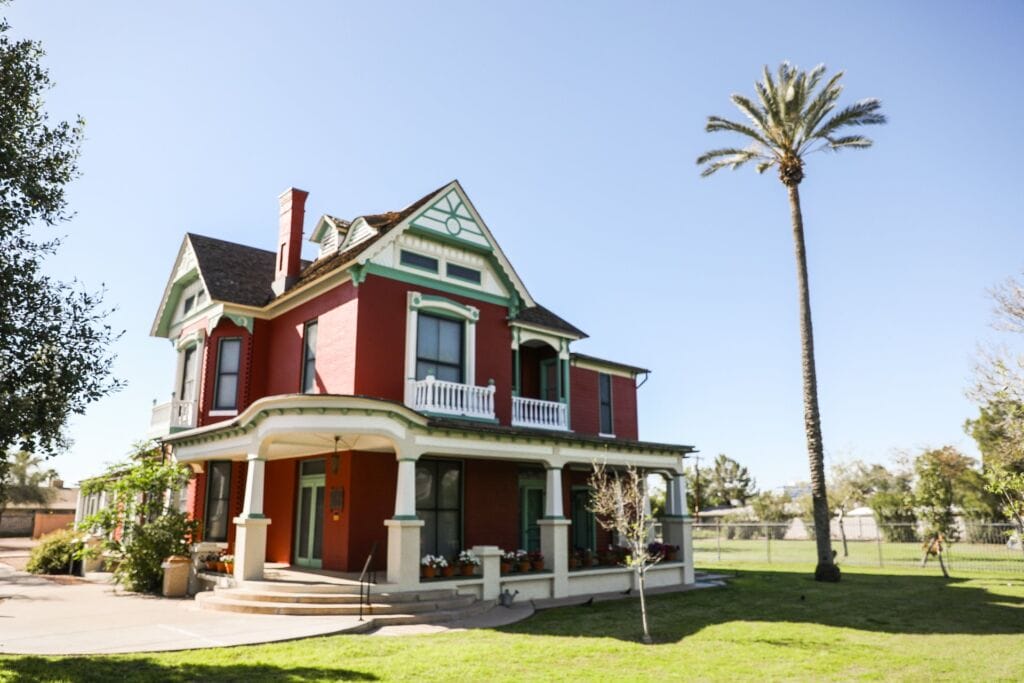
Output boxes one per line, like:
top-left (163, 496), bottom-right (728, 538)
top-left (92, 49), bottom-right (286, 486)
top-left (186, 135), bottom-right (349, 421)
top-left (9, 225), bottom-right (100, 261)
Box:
top-left (446, 263), bottom-right (481, 284)
top-left (183, 295), bottom-right (196, 315)
top-left (400, 250), bottom-right (438, 273)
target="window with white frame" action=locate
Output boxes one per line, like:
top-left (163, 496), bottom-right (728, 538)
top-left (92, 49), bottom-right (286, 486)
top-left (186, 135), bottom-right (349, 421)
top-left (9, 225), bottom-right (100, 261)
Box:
top-left (416, 314), bottom-right (464, 382)
top-left (213, 338), bottom-right (241, 411)
top-left (301, 320), bottom-right (318, 393)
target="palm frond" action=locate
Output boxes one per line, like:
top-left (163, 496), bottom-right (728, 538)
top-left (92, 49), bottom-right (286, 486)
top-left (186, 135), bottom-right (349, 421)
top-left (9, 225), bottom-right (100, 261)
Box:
top-left (812, 98), bottom-right (886, 140)
top-left (756, 159), bottom-right (777, 174)
top-left (798, 71), bottom-right (845, 148)
top-left (695, 147), bottom-right (755, 165)
top-left (730, 94), bottom-right (770, 136)
top-left (825, 135), bottom-right (873, 150)
top-left (705, 116), bottom-right (772, 147)
top-left (759, 66), bottom-right (783, 130)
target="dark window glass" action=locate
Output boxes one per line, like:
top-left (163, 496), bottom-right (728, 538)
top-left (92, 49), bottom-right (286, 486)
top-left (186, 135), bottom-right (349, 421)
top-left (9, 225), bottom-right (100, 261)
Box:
top-left (180, 347), bottom-right (197, 401)
top-left (204, 461), bottom-right (232, 541)
top-left (301, 459), bottom-right (326, 476)
top-left (416, 460), bottom-right (462, 558)
top-left (599, 373), bottom-right (613, 434)
top-left (400, 250), bottom-right (439, 272)
top-left (214, 338), bottom-right (241, 410)
top-left (416, 314), bottom-right (463, 383)
top-left (446, 263), bottom-right (481, 284)
top-left (183, 295), bottom-right (195, 315)
top-left (301, 320), bottom-right (318, 393)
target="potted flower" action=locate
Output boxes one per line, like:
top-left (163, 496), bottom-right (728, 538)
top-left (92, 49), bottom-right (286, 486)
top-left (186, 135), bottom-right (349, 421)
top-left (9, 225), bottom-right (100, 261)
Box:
top-left (647, 541), bottom-right (666, 561)
top-left (568, 549), bottom-right (579, 570)
top-left (514, 549), bottom-right (531, 573)
top-left (204, 552), bottom-right (219, 572)
top-left (457, 550), bottom-right (480, 576)
top-left (216, 553), bottom-right (228, 573)
top-left (440, 555), bottom-right (455, 577)
top-left (221, 553), bottom-right (235, 574)
top-left (500, 550), bottom-right (516, 574)
top-left (664, 544), bottom-right (680, 561)
top-left (529, 550), bottom-right (545, 571)
top-left (421, 554), bottom-right (446, 579)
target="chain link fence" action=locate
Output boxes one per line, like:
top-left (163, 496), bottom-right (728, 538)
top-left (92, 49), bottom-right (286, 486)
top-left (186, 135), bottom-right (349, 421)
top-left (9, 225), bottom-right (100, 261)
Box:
top-left (693, 521), bottom-right (1024, 574)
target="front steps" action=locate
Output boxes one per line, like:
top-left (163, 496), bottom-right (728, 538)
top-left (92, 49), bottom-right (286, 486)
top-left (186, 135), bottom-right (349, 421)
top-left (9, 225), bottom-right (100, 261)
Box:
top-left (195, 582), bottom-right (492, 625)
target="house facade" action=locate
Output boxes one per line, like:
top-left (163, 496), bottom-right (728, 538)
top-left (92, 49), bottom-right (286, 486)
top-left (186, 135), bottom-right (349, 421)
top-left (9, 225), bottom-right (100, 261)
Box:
top-left (151, 180), bottom-right (695, 598)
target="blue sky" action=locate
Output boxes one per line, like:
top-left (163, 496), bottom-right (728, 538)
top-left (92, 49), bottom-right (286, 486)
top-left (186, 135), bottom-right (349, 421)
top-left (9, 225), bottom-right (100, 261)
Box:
top-left (9, 2), bottom-right (1023, 489)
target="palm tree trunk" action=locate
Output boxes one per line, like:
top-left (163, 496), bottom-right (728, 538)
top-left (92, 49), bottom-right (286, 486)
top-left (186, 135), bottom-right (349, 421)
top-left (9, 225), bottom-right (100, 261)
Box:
top-left (787, 184), bottom-right (839, 582)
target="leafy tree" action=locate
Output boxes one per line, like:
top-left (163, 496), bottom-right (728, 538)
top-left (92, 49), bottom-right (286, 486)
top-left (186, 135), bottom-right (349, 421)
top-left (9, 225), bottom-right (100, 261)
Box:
top-left (0, 450), bottom-right (56, 524)
top-left (913, 447), bottom-right (990, 576)
top-left (867, 466), bottom-right (918, 543)
top-left (78, 442), bottom-right (196, 593)
top-left (750, 491), bottom-right (794, 539)
top-left (984, 466), bottom-right (1024, 557)
top-left (698, 63), bottom-right (885, 582)
top-left (0, 9), bottom-right (123, 465)
top-left (705, 454), bottom-right (757, 507)
top-left (684, 463), bottom-right (711, 515)
top-left (588, 464), bottom-right (660, 644)
top-left (965, 401), bottom-right (1024, 471)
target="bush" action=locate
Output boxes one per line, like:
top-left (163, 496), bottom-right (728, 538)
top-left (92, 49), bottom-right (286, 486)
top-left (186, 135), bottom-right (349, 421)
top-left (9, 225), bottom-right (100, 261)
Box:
top-left (115, 512), bottom-right (196, 593)
top-left (26, 528), bottom-right (82, 575)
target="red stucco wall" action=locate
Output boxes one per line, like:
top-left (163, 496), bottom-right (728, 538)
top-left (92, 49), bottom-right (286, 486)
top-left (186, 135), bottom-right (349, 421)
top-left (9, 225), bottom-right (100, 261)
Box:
top-left (264, 458), bottom-right (298, 563)
top-left (569, 366), bottom-right (639, 439)
top-left (353, 274), bottom-right (514, 423)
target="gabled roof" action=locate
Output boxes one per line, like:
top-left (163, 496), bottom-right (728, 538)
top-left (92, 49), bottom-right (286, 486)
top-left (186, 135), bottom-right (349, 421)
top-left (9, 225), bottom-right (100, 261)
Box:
top-left (291, 183), bottom-right (442, 290)
top-left (187, 233), bottom-right (312, 308)
top-left (511, 304), bottom-right (587, 339)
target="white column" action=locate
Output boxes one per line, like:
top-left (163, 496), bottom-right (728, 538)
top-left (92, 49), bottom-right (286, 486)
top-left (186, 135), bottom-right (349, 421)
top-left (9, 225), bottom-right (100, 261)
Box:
top-left (642, 476), bottom-right (655, 543)
top-left (671, 474), bottom-right (689, 517)
top-left (471, 545), bottom-right (504, 601)
top-left (386, 452), bottom-right (423, 589)
top-left (241, 454), bottom-right (266, 518)
top-left (234, 453), bottom-right (271, 582)
top-left (394, 457), bottom-right (418, 519)
top-left (539, 519), bottom-right (571, 598)
top-left (544, 467), bottom-right (564, 518)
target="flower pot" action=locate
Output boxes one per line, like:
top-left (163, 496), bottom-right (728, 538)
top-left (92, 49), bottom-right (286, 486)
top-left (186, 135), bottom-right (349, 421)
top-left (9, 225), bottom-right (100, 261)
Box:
top-left (531, 560), bottom-right (545, 571)
top-left (568, 557), bottom-right (579, 570)
top-left (666, 551), bottom-right (678, 562)
top-left (225, 562), bottom-right (234, 574)
top-left (583, 557), bottom-right (594, 568)
top-left (442, 565), bottom-right (455, 578)
top-left (422, 565), bottom-right (436, 579)
top-left (460, 564), bottom-right (475, 577)
top-left (216, 561), bottom-right (227, 573)
top-left (500, 562), bottom-right (512, 574)
top-left (517, 561), bottom-right (531, 573)
top-left (205, 560), bottom-right (217, 571)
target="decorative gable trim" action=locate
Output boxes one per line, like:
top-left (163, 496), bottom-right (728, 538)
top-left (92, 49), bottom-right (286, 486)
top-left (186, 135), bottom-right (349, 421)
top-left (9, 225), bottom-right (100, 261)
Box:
top-left (151, 236), bottom-right (214, 338)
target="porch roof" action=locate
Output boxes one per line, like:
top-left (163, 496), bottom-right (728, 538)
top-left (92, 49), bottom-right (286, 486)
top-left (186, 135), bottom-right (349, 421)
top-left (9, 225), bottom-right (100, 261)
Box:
top-left (159, 394), bottom-right (694, 468)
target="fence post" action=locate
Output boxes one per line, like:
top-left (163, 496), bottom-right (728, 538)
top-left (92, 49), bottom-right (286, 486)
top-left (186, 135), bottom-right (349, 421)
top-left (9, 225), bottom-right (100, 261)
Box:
top-left (876, 524), bottom-right (884, 567)
top-left (716, 519), bottom-right (721, 562)
top-left (765, 524), bottom-right (771, 564)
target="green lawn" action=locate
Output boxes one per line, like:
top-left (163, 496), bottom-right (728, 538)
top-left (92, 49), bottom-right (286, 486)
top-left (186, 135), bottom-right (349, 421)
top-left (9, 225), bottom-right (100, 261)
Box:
top-left (2, 565), bottom-right (1023, 682)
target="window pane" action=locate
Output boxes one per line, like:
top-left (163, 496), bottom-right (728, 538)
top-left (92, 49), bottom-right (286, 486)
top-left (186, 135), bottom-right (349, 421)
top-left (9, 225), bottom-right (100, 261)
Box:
top-left (301, 459), bottom-right (326, 476)
top-left (438, 319), bottom-right (461, 365)
top-left (401, 250), bottom-right (439, 272)
top-left (417, 316), bottom-right (439, 360)
top-left (220, 339), bottom-right (241, 373)
top-left (416, 361), bottom-right (438, 381)
top-left (415, 463), bottom-right (436, 508)
top-left (305, 321), bottom-right (318, 359)
top-left (312, 486), bottom-right (325, 560)
top-left (207, 500), bottom-right (227, 540)
top-left (216, 375), bottom-right (238, 410)
top-left (446, 263), bottom-right (481, 284)
top-left (437, 511), bottom-right (460, 558)
top-left (438, 464), bottom-right (460, 509)
top-left (419, 511), bottom-right (438, 556)
top-left (436, 364), bottom-right (461, 383)
top-left (298, 486), bottom-right (311, 557)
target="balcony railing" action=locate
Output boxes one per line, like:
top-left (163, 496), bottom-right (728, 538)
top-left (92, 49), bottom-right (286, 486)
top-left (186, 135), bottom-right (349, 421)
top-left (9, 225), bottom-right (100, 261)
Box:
top-left (512, 396), bottom-right (569, 431)
top-left (407, 376), bottom-right (495, 420)
top-left (149, 398), bottom-right (198, 437)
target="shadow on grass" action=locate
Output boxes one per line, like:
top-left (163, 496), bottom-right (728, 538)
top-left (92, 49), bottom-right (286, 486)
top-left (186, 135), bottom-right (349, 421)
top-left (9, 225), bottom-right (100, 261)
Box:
top-left (500, 568), bottom-right (1024, 643)
top-left (0, 657), bottom-right (377, 682)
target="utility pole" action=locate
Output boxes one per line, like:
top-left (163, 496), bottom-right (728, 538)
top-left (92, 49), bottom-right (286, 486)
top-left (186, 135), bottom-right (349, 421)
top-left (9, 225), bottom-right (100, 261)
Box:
top-left (693, 453), bottom-right (702, 519)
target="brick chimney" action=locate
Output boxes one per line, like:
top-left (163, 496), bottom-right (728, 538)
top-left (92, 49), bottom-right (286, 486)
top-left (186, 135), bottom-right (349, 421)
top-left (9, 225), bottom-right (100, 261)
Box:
top-left (272, 187), bottom-right (309, 296)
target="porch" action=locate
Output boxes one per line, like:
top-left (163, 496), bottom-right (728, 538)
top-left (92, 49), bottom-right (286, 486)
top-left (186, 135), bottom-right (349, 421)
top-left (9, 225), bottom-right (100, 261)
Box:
top-left (164, 395), bottom-right (694, 602)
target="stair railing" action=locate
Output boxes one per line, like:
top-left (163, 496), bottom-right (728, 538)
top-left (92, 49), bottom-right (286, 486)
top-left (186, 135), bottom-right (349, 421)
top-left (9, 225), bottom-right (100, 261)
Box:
top-left (357, 542), bottom-right (378, 621)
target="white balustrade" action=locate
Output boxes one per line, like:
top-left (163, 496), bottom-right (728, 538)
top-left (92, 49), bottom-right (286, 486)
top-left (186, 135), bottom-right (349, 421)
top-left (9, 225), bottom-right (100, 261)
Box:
top-left (407, 375), bottom-right (495, 420)
top-left (173, 399), bottom-right (197, 429)
top-left (512, 396), bottom-right (569, 430)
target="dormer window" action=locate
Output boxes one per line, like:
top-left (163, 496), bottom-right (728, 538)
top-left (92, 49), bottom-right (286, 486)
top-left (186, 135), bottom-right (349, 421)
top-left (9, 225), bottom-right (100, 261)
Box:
top-left (183, 295), bottom-right (196, 315)
top-left (400, 249), bottom-right (439, 273)
top-left (446, 263), bottom-right (481, 284)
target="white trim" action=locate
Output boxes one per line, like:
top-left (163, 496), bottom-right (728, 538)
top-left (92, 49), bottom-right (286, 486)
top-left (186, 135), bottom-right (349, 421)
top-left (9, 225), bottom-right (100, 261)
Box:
top-left (209, 409), bottom-right (238, 417)
top-left (571, 356), bottom-right (643, 379)
top-left (598, 433), bottom-right (617, 439)
top-left (404, 290), bottom-right (479, 391)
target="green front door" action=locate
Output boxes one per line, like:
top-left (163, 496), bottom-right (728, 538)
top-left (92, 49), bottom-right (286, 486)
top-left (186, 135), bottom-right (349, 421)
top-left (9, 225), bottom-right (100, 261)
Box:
top-left (520, 485), bottom-right (545, 551)
top-left (571, 488), bottom-right (596, 552)
top-left (294, 459), bottom-right (326, 568)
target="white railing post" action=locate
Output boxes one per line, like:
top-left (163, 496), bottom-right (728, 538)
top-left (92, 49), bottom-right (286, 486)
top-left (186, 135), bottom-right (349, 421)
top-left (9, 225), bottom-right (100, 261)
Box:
top-left (406, 375), bottom-right (496, 420)
top-left (511, 396), bottom-right (569, 430)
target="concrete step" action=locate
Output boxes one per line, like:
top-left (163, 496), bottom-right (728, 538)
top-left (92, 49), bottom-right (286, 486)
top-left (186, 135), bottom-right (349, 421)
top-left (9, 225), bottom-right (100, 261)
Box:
top-left (213, 587), bottom-right (461, 605)
top-left (195, 592), bottom-right (477, 616)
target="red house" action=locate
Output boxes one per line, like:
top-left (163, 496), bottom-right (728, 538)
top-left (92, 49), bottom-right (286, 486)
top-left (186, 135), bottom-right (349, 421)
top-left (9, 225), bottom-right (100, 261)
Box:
top-left (152, 180), bottom-right (695, 600)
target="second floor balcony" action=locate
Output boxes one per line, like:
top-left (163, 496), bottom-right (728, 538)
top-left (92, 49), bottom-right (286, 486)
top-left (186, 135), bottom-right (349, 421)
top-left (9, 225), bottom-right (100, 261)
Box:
top-left (149, 397), bottom-right (198, 437)
top-left (406, 375), bottom-right (569, 430)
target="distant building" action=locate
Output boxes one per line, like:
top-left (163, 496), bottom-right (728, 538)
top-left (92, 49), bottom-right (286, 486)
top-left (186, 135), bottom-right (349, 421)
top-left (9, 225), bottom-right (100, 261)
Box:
top-left (1, 481), bottom-right (78, 538)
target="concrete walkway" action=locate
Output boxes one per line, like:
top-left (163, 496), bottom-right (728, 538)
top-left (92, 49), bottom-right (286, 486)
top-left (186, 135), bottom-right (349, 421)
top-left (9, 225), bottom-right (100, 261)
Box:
top-left (0, 563), bottom-right (532, 655)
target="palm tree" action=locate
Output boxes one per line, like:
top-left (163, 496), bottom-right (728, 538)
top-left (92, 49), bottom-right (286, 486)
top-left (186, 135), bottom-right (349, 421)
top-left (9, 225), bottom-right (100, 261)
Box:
top-left (0, 450), bottom-right (57, 523)
top-left (697, 63), bottom-right (885, 582)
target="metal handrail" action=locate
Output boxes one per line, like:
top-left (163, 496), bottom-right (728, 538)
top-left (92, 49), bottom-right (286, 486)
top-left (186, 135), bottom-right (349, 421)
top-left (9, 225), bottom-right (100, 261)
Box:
top-left (357, 542), bottom-right (378, 621)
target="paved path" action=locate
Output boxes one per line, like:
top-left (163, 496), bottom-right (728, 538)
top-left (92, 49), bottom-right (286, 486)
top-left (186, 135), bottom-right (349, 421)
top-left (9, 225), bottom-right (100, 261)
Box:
top-left (0, 563), bottom-right (533, 655)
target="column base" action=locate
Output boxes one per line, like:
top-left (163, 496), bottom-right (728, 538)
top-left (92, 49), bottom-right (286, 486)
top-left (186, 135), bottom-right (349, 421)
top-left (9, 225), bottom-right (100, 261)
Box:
top-left (661, 515), bottom-right (694, 585)
top-left (538, 518), bottom-right (571, 598)
top-left (232, 516), bottom-right (271, 582)
top-left (384, 518), bottom-right (424, 590)
top-left (471, 545), bottom-right (503, 600)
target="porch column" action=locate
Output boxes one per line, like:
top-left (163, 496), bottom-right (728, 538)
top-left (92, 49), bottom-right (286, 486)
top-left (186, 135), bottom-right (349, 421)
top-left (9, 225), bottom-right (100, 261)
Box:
top-left (661, 473), bottom-right (694, 585)
top-left (233, 453), bottom-right (271, 582)
top-left (385, 453), bottom-right (423, 589)
top-left (543, 466), bottom-right (564, 519)
top-left (642, 476), bottom-right (655, 543)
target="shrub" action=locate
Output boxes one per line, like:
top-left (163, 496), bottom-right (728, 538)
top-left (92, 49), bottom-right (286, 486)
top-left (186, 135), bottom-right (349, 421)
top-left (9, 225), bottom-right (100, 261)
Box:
top-left (112, 512), bottom-right (195, 592)
top-left (26, 528), bottom-right (82, 575)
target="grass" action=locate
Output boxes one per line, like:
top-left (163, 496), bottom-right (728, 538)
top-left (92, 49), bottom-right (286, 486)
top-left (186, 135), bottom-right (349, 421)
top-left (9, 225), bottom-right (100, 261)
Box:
top-left (694, 535), bottom-right (1024, 574)
top-left (2, 564), bottom-right (1023, 682)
